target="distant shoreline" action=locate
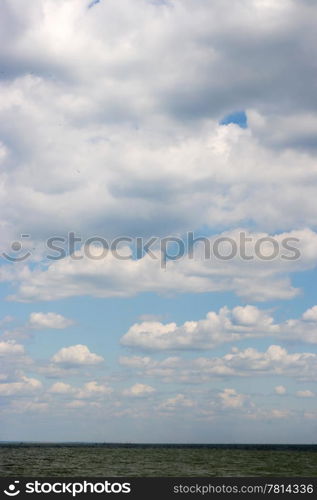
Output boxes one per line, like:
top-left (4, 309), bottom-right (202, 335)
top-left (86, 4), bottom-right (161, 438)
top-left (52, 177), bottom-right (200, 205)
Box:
top-left (1, 442), bottom-right (316, 451)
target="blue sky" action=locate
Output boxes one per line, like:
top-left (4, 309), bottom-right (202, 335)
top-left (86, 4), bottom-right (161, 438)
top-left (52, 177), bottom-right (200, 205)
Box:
top-left (0, 0), bottom-right (317, 443)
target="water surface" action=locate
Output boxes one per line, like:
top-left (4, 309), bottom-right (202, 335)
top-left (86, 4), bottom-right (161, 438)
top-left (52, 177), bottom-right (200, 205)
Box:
top-left (0, 444), bottom-right (316, 477)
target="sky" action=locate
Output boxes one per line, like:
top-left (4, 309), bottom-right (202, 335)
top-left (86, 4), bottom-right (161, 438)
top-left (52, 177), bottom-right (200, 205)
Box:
top-left (0, 0), bottom-right (317, 443)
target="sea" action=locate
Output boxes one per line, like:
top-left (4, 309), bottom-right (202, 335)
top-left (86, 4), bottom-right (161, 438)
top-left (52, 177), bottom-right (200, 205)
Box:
top-left (0, 443), bottom-right (316, 477)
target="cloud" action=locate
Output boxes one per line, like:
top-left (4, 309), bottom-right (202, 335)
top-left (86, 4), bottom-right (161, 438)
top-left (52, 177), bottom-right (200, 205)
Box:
top-left (121, 305), bottom-right (276, 351)
top-left (296, 390), bottom-right (315, 398)
top-left (66, 400), bottom-right (87, 409)
top-left (247, 408), bottom-right (291, 420)
top-left (274, 385), bottom-right (286, 395)
top-left (218, 388), bottom-right (247, 409)
top-left (8, 399), bottom-right (49, 413)
top-left (76, 381), bottom-right (112, 398)
top-left (29, 312), bottom-right (74, 329)
top-left (268, 409), bottom-right (291, 419)
top-left (0, 0), bottom-right (317, 440)
top-left (121, 303), bottom-right (317, 351)
top-left (197, 345), bottom-right (317, 379)
top-left (122, 383), bottom-right (156, 397)
top-left (37, 363), bottom-right (80, 379)
top-left (279, 306), bottom-right (317, 344)
top-left (9, 228), bottom-right (317, 303)
top-left (49, 380), bottom-right (112, 400)
top-left (0, 0), bottom-right (316, 253)
top-left (51, 344), bottom-right (104, 366)
top-left (248, 110), bottom-right (317, 151)
top-left (0, 340), bottom-right (25, 357)
top-left (158, 393), bottom-right (195, 411)
top-left (0, 375), bottom-right (42, 396)
top-left (120, 345), bottom-right (317, 382)
top-left (49, 382), bottom-right (74, 394)
top-left (302, 306), bottom-right (317, 322)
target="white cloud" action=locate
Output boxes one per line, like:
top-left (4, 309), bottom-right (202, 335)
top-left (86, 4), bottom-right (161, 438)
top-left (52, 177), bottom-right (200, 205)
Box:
top-left (66, 400), bottom-right (86, 409)
top-left (0, 0), bottom-right (316, 267)
top-left (121, 305), bottom-right (276, 351)
top-left (49, 382), bottom-right (74, 394)
top-left (296, 390), bottom-right (315, 398)
top-left (232, 306), bottom-right (270, 326)
top-left (122, 383), bottom-right (156, 397)
top-left (0, 375), bottom-right (42, 396)
top-left (29, 312), bottom-right (74, 329)
top-left (218, 388), bottom-right (247, 409)
top-left (51, 344), bottom-right (104, 366)
top-left (121, 303), bottom-right (317, 351)
top-left (268, 409), bottom-right (291, 419)
top-left (8, 399), bottom-right (49, 413)
top-left (37, 363), bottom-right (80, 379)
top-left (302, 306), bottom-right (317, 322)
top-left (65, 399), bottom-right (105, 409)
top-left (207, 345), bottom-right (316, 378)
top-left (274, 385), bottom-right (286, 395)
top-left (247, 408), bottom-right (291, 420)
top-left (48, 381), bottom-right (112, 401)
top-left (7, 227), bottom-right (317, 305)
top-left (158, 393), bottom-right (195, 411)
top-left (76, 381), bottom-right (113, 399)
top-left (279, 306), bottom-right (317, 344)
top-left (0, 340), bottom-right (25, 357)
top-left (8, 228), bottom-right (317, 303)
top-left (248, 109), bottom-right (317, 151)
top-left (120, 345), bottom-right (317, 382)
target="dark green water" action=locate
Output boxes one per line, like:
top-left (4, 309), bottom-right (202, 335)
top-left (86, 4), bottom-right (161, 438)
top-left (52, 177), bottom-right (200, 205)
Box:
top-left (0, 444), bottom-right (316, 477)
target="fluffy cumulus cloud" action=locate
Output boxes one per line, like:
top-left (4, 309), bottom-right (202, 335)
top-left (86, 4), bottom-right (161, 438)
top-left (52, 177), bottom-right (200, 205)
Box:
top-left (122, 383), bottom-right (156, 397)
top-left (158, 394), bottom-right (195, 411)
top-left (0, 340), bottom-right (25, 357)
top-left (76, 381), bottom-right (113, 399)
top-left (49, 382), bottom-right (74, 394)
top-left (121, 305), bottom-right (276, 350)
top-left (302, 306), bottom-right (317, 322)
top-left (29, 312), bottom-right (74, 329)
top-left (120, 345), bottom-right (317, 382)
top-left (51, 344), bottom-right (104, 366)
top-left (121, 304), bottom-right (317, 351)
top-left (218, 388), bottom-right (247, 409)
top-left (0, 375), bottom-right (42, 396)
top-left (275, 385), bottom-right (286, 395)
top-left (48, 380), bottom-right (112, 404)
